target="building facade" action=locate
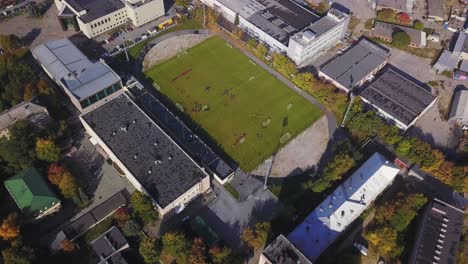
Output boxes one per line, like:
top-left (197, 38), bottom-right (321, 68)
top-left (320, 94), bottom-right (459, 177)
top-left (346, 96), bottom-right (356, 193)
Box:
top-left (80, 94), bottom-right (210, 218)
top-left (202, 0), bottom-right (349, 65)
top-left (0, 100), bottom-right (49, 139)
top-left (32, 38), bottom-right (124, 113)
top-left (54, 0), bottom-right (165, 38)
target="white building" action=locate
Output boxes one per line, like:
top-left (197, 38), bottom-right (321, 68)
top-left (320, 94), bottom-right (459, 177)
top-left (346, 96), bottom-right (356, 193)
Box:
top-left (80, 94), bottom-right (210, 217)
top-left (54, 0), bottom-right (165, 38)
top-left (31, 38), bottom-right (124, 113)
top-left (261, 152), bottom-right (400, 263)
top-left (202, 0), bottom-right (349, 65)
top-left (449, 90), bottom-right (468, 129)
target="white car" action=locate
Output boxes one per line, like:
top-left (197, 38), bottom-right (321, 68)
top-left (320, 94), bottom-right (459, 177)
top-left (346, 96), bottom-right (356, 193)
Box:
top-left (353, 243), bottom-right (368, 256)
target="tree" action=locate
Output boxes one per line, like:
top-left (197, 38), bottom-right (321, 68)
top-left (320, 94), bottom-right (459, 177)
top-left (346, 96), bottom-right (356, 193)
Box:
top-left (233, 28), bottom-right (244, 40)
top-left (392, 31), bottom-right (411, 47)
top-left (377, 9), bottom-right (397, 22)
top-left (241, 222), bottom-right (270, 250)
top-left (293, 72), bottom-right (315, 89)
top-left (0, 214), bottom-right (20, 241)
top-left (1, 239), bottom-right (34, 264)
top-left (60, 239), bottom-right (75, 252)
top-left (130, 192), bottom-right (158, 225)
top-left (395, 138), bottom-right (413, 156)
top-left (58, 171), bottom-right (78, 199)
top-left (209, 246), bottom-right (231, 264)
top-left (271, 52), bottom-right (297, 77)
top-left (247, 38), bottom-right (258, 50)
top-left (23, 83), bottom-right (37, 101)
top-left (414, 20), bottom-right (424, 30)
top-left (395, 12), bottom-right (411, 24)
top-left (365, 226), bottom-right (399, 255)
top-left (316, 0), bottom-right (330, 14)
top-left (27, 2), bottom-right (41, 18)
top-left (0, 35), bottom-right (22, 52)
top-left (48, 163), bottom-right (66, 185)
top-left (255, 43), bottom-right (268, 59)
top-left (0, 120), bottom-right (36, 170)
top-left (35, 138), bottom-right (60, 162)
top-left (161, 232), bottom-right (188, 263)
top-left (175, 0), bottom-right (189, 8)
top-left (139, 237), bottom-right (159, 264)
top-left (234, 13), bottom-right (239, 26)
top-left (188, 238), bottom-right (207, 264)
top-left (311, 153), bottom-right (355, 193)
top-left (113, 207), bottom-right (130, 227)
top-left (122, 219), bottom-right (140, 237)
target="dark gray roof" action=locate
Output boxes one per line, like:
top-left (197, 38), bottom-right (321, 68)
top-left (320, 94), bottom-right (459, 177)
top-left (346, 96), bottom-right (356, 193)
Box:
top-left (320, 38), bottom-right (390, 90)
top-left (64, 191), bottom-right (127, 239)
top-left (262, 235), bottom-right (311, 264)
top-left (360, 67), bottom-right (436, 126)
top-left (247, 0), bottom-right (320, 45)
top-left (91, 226), bottom-right (128, 264)
top-left (135, 91), bottom-right (234, 181)
top-left (82, 95), bottom-right (207, 208)
top-left (66, 0), bottom-right (125, 23)
top-left (409, 199), bottom-right (464, 264)
top-left (373, 21), bottom-right (425, 46)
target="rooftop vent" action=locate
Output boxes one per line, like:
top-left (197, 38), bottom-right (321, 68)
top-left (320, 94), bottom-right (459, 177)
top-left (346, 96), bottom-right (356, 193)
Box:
top-left (148, 170), bottom-right (152, 174)
top-left (133, 154), bottom-right (138, 160)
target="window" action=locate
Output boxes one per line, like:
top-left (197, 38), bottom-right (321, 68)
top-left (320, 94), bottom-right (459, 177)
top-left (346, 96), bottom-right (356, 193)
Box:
top-left (97, 90), bottom-right (106, 100)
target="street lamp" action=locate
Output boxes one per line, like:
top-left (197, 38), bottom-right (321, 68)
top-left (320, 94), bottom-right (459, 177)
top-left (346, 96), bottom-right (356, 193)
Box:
top-left (263, 117), bottom-right (288, 190)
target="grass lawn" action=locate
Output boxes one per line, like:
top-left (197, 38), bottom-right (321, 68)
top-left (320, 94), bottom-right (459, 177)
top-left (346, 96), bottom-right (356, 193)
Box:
top-left (145, 36), bottom-right (322, 171)
top-left (224, 183), bottom-right (240, 200)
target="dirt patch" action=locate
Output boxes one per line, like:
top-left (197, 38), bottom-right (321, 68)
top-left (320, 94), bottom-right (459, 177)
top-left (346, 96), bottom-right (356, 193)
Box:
top-left (251, 115), bottom-right (329, 177)
top-left (143, 34), bottom-right (210, 70)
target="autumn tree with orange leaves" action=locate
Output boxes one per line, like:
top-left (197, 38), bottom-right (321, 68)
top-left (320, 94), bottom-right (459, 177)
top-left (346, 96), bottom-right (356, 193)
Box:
top-left (0, 213), bottom-right (20, 241)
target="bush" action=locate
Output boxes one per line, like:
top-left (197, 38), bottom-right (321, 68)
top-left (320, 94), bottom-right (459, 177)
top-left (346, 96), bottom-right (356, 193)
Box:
top-left (130, 192), bottom-right (158, 226)
top-left (392, 31), bottom-right (411, 47)
top-left (414, 20), bottom-right (424, 30)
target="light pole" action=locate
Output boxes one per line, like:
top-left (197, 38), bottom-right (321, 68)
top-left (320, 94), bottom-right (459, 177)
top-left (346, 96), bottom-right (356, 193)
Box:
top-left (121, 30), bottom-right (129, 62)
top-left (264, 117), bottom-right (288, 190)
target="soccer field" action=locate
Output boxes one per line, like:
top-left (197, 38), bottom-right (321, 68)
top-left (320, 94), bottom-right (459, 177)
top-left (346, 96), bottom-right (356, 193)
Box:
top-left (145, 36), bottom-right (322, 171)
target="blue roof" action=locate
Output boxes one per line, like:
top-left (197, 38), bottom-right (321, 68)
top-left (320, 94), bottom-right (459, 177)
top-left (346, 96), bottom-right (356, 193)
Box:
top-left (31, 38), bottom-right (121, 100)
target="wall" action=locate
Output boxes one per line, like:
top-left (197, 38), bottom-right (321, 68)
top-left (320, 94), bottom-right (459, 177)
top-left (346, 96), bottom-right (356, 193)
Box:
top-left (126, 0), bottom-right (165, 27)
top-left (239, 16), bottom-right (288, 52)
top-left (81, 8), bottom-right (128, 38)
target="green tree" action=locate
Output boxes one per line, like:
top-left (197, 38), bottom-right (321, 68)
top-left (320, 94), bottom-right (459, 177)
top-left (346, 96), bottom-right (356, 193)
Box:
top-left (0, 120), bottom-right (36, 170)
top-left (234, 13), bottom-right (239, 26)
top-left (414, 20), bottom-right (424, 30)
top-left (209, 246), bottom-right (232, 264)
top-left (311, 153), bottom-right (355, 193)
top-left (139, 237), bottom-right (159, 264)
top-left (255, 43), bottom-right (268, 59)
top-left (1, 239), bottom-right (34, 264)
top-left (377, 9), bottom-right (397, 22)
top-left (161, 232), bottom-right (188, 263)
top-left (395, 138), bottom-right (413, 156)
top-left (392, 31), bottom-right (411, 47)
top-left (241, 222), bottom-right (270, 250)
top-left (175, 0), bottom-right (189, 7)
top-left (35, 138), bottom-right (60, 162)
top-left (27, 2), bottom-right (41, 18)
top-left (122, 219), bottom-right (140, 237)
top-left (130, 192), bottom-right (158, 225)
top-left (271, 52), bottom-right (297, 77)
top-left (293, 72), bottom-right (315, 89)
top-left (247, 38), bottom-right (258, 50)
top-left (0, 35), bottom-right (22, 52)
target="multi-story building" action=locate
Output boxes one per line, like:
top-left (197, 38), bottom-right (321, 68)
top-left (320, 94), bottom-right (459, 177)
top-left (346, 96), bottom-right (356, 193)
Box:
top-left (31, 38), bottom-right (124, 113)
top-left (202, 0), bottom-right (349, 65)
top-left (0, 99), bottom-right (49, 139)
top-left (54, 0), bottom-right (165, 38)
top-left (261, 152), bottom-right (400, 263)
top-left (409, 198), bottom-right (464, 264)
top-left (80, 94), bottom-right (211, 218)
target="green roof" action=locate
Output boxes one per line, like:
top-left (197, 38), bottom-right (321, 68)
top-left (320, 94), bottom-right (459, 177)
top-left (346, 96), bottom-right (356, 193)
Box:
top-left (4, 167), bottom-right (60, 217)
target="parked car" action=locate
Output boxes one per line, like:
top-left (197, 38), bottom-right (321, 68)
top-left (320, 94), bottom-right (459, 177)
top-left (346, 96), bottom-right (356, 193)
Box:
top-left (134, 37), bottom-right (142, 42)
top-left (112, 32), bottom-right (120, 38)
top-left (116, 44), bottom-right (125, 51)
top-left (107, 36), bottom-right (115, 42)
top-left (109, 48), bottom-right (118, 54)
top-left (126, 26), bottom-right (133, 31)
top-left (99, 40), bottom-right (107, 45)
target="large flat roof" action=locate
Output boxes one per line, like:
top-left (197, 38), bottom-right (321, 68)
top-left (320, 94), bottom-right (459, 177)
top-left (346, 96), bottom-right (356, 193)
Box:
top-left (262, 234), bottom-right (311, 264)
top-left (288, 153), bottom-right (400, 262)
top-left (135, 91), bottom-right (234, 180)
top-left (31, 38), bottom-right (121, 100)
top-left (409, 199), bottom-right (464, 264)
top-left (376, 0), bottom-right (409, 11)
top-left (81, 94), bottom-right (207, 208)
top-left (360, 67), bottom-right (436, 126)
top-left (65, 0), bottom-right (125, 23)
top-left (427, 0), bottom-right (444, 18)
top-left (218, 0), bottom-right (320, 45)
top-left (320, 38), bottom-right (390, 90)
top-left (449, 90), bottom-right (468, 126)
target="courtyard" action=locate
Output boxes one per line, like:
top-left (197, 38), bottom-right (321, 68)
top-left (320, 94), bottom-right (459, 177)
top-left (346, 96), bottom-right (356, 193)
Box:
top-left (145, 36), bottom-right (323, 171)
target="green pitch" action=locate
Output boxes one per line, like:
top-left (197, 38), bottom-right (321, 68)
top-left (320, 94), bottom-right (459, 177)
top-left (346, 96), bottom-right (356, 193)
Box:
top-left (145, 36), bottom-right (322, 171)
